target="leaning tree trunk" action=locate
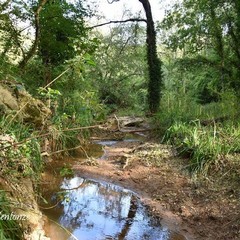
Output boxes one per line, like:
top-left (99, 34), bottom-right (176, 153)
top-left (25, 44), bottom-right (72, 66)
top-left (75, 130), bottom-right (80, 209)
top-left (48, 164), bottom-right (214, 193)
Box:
top-left (18, 0), bottom-right (48, 69)
top-left (139, 0), bottom-right (163, 114)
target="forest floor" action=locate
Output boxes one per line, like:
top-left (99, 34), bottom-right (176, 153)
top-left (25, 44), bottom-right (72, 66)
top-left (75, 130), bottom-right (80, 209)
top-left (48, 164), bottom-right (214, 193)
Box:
top-left (71, 117), bottom-right (240, 240)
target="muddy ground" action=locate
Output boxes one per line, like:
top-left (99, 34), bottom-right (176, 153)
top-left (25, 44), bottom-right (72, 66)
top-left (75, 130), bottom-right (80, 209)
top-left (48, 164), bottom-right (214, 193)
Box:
top-left (70, 127), bottom-right (240, 240)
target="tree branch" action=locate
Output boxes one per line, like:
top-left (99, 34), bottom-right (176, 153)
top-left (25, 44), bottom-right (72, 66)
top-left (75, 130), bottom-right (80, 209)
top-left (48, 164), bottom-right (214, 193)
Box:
top-left (89, 18), bottom-right (147, 29)
top-left (0, 125), bottom-right (101, 151)
top-left (0, 0), bottom-right (12, 12)
top-left (19, 0), bottom-right (49, 69)
top-left (107, 0), bottom-right (120, 3)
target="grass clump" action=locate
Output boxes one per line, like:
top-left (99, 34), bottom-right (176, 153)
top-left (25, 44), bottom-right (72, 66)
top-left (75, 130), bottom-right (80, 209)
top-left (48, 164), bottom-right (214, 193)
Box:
top-left (0, 191), bottom-right (23, 240)
top-left (164, 121), bottom-right (240, 172)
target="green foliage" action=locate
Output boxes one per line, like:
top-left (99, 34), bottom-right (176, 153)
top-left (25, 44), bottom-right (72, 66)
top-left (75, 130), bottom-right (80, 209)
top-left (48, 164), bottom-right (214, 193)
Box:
top-left (156, 48), bottom-right (240, 174)
top-left (0, 0), bottom-right (32, 61)
top-left (60, 165), bottom-right (74, 177)
top-left (164, 121), bottom-right (240, 172)
top-left (22, 139), bottom-right (42, 175)
top-left (167, 56), bottom-right (223, 104)
top-left (0, 58), bottom-right (20, 82)
top-left (19, 39), bottom-right (106, 127)
top-left (51, 63), bottom-right (107, 125)
top-left (157, 82), bottom-right (238, 130)
top-left (159, 0), bottom-right (240, 92)
top-left (156, 45), bottom-right (239, 131)
top-left (0, 191), bottom-right (23, 240)
top-left (87, 25), bottom-right (148, 113)
top-left (38, 0), bottom-right (88, 66)
top-left (0, 116), bottom-right (43, 179)
top-left (37, 87), bottom-right (61, 100)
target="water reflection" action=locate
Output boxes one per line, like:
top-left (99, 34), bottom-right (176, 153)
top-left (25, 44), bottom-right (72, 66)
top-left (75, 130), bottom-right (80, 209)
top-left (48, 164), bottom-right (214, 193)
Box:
top-left (94, 140), bottom-right (119, 146)
top-left (94, 138), bottom-right (141, 147)
top-left (43, 177), bottom-right (185, 240)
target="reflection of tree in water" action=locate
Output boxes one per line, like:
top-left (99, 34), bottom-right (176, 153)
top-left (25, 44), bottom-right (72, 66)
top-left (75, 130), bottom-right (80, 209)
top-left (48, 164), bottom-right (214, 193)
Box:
top-left (58, 178), bottom-right (133, 233)
top-left (117, 195), bottom-right (138, 240)
top-left (44, 177), bottom-right (185, 240)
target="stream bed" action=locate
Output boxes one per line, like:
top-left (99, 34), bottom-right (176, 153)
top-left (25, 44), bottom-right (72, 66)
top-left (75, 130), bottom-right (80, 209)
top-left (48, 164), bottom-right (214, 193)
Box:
top-left (41, 138), bottom-right (187, 240)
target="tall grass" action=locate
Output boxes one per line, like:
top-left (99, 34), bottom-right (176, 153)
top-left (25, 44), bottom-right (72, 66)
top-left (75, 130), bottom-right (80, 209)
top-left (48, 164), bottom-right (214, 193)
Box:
top-left (156, 84), bottom-right (240, 173)
top-left (50, 114), bottom-right (86, 155)
top-left (0, 191), bottom-right (23, 240)
top-left (156, 90), bottom-right (238, 130)
top-left (164, 121), bottom-right (240, 172)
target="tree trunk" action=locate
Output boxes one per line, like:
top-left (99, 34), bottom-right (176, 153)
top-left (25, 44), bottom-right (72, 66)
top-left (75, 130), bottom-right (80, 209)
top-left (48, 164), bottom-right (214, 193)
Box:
top-left (226, 0), bottom-right (240, 89)
top-left (209, 1), bottom-right (225, 89)
top-left (139, 0), bottom-right (163, 113)
top-left (18, 0), bottom-right (48, 69)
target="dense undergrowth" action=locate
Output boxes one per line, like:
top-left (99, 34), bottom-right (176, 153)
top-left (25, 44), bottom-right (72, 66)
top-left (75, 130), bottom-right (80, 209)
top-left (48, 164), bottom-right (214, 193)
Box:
top-left (164, 121), bottom-right (240, 172)
top-left (155, 86), bottom-right (240, 175)
top-left (1, 0), bottom-right (240, 237)
top-left (0, 116), bottom-right (43, 240)
top-left (0, 57), bottom-right (107, 239)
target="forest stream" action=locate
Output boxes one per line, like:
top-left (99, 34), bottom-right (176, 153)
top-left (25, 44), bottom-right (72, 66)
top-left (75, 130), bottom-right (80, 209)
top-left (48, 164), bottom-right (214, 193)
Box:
top-left (39, 132), bottom-right (189, 240)
top-left (2, 0), bottom-right (240, 239)
top-left (38, 116), bottom-right (239, 240)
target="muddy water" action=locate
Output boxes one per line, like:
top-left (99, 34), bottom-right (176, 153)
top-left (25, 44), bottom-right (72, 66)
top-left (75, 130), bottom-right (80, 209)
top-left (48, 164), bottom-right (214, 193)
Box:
top-left (41, 138), bottom-right (186, 240)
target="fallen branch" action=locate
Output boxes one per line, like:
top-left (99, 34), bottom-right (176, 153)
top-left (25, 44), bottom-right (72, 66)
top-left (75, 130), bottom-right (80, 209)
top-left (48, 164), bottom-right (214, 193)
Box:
top-left (61, 125), bottom-right (100, 132)
top-left (44, 67), bottom-right (71, 89)
top-left (114, 114), bottom-right (121, 131)
top-left (0, 125), bottom-right (100, 151)
top-left (61, 182), bottom-right (86, 191)
top-left (50, 145), bottom-right (89, 158)
top-left (38, 199), bottom-right (62, 210)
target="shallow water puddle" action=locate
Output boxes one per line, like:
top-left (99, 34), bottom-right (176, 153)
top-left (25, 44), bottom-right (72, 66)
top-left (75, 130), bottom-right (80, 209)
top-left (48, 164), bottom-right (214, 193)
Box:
top-left (42, 176), bottom-right (185, 240)
top-left (93, 136), bottom-right (143, 160)
top-left (94, 140), bottom-right (119, 146)
top-left (93, 139), bottom-right (140, 147)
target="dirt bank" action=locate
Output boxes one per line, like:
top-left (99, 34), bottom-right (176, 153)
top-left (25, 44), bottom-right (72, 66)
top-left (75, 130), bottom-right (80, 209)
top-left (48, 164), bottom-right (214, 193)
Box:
top-left (0, 81), bottom-right (52, 239)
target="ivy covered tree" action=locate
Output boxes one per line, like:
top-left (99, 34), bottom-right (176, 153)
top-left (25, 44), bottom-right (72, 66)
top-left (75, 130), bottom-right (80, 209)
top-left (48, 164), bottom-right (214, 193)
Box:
top-left (139, 0), bottom-right (163, 114)
top-left (104, 0), bottom-right (163, 113)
